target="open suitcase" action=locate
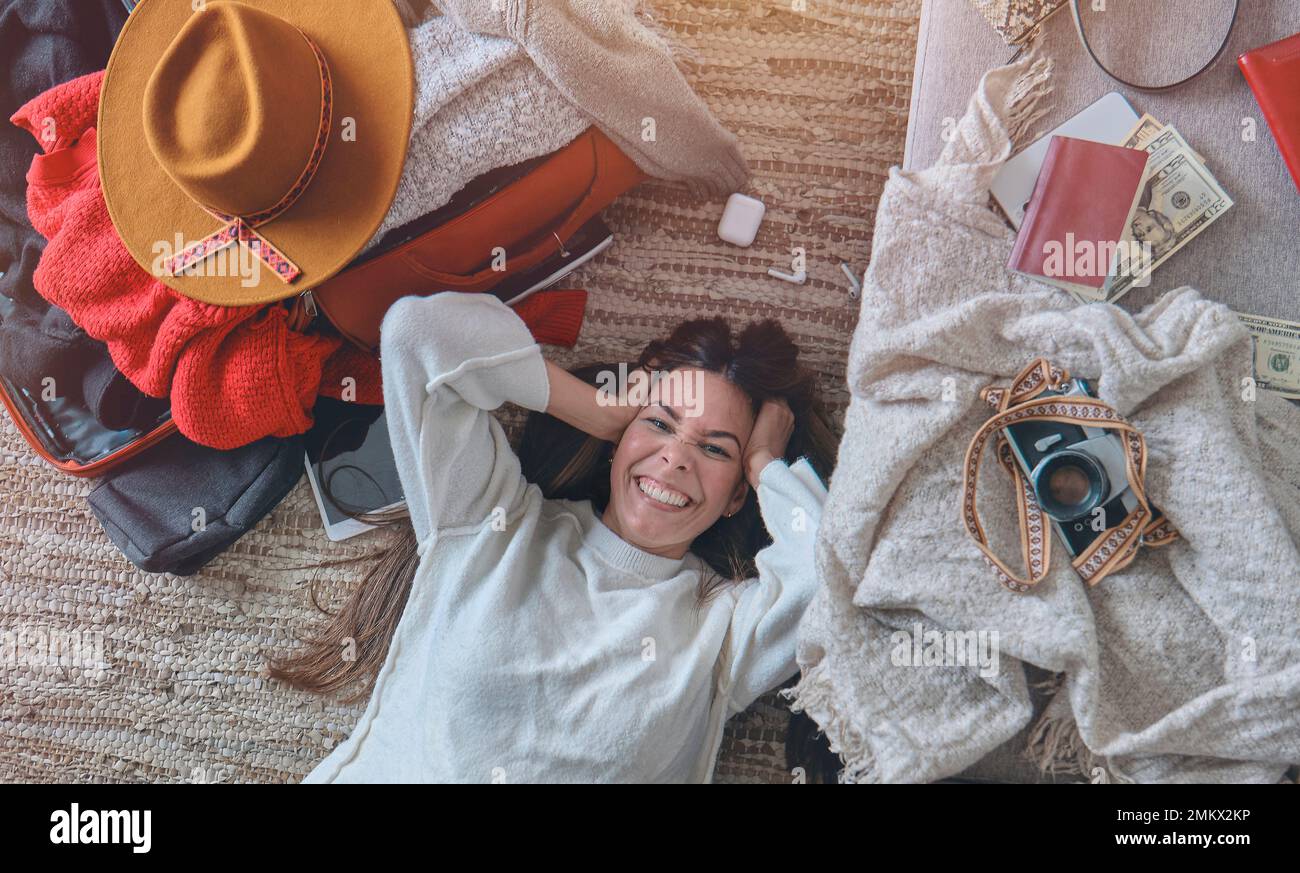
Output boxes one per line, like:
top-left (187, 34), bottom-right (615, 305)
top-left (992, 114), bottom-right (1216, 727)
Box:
top-left (0, 363), bottom-right (175, 477)
top-left (2, 122), bottom-right (644, 476)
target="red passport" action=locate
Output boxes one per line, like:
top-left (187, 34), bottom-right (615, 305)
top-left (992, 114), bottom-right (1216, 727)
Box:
top-left (1239, 31), bottom-right (1300, 194)
top-left (1007, 135), bottom-right (1149, 298)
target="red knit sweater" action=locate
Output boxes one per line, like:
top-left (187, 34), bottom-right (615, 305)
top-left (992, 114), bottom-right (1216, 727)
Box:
top-left (12, 72), bottom-right (587, 450)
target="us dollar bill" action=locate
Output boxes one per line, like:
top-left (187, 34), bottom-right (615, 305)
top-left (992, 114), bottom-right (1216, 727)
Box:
top-left (1235, 312), bottom-right (1300, 400)
top-left (1121, 113), bottom-right (1205, 163)
top-left (1105, 125), bottom-right (1233, 303)
top-left (1121, 113), bottom-right (1164, 150)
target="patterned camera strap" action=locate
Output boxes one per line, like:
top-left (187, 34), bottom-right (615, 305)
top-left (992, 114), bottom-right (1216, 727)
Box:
top-left (960, 358), bottom-right (1178, 593)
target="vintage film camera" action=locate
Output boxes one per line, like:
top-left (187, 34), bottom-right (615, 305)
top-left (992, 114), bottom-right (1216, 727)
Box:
top-left (1001, 376), bottom-right (1166, 557)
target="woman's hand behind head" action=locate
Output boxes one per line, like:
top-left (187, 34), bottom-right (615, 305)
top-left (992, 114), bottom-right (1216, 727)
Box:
top-left (544, 359), bottom-right (643, 444)
top-left (743, 398), bottom-right (794, 488)
top-left (599, 397), bottom-right (644, 444)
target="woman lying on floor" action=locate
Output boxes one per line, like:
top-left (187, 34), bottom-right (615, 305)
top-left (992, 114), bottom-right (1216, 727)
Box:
top-left (272, 291), bottom-right (839, 783)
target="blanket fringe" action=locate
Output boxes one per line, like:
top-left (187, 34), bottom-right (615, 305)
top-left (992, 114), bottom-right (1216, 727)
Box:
top-left (1002, 49), bottom-right (1055, 151)
top-left (1025, 711), bottom-right (1098, 778)
top-left (780, 664), bottom-right (879, 785)
top-left (1024, 673), bottom-right (1133, 783)
top-left (931, 40), bottom-right (1056, 187)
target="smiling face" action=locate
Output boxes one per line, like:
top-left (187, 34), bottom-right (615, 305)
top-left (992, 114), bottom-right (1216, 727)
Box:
top-left (602, 368), bottom-right (756, 559)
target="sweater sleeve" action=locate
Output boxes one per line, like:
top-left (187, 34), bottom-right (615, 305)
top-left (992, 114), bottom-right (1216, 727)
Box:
top-left (379, 292), bottom-right (551, 545)
top-left (721, 456), bottom-right (828, 713)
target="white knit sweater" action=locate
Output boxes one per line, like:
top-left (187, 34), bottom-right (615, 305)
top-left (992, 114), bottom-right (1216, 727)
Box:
top-left (302, 293), bottom-right (828, 783)
top-left (363, 15), bottom-right (592, 251)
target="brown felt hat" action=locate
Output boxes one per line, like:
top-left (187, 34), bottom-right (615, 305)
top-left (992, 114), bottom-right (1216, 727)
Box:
top-left (98, 0), bottom-right (413, 306)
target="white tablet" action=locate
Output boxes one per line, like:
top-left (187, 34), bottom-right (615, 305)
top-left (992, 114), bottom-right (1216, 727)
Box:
top-left (992, 91), bottom-right (1140, 228)
top-left (303, 399), bottom-right (406, 542)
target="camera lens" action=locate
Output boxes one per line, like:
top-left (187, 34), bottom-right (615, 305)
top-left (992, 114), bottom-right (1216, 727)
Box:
top-left (1046, 465), bottom-right (1091, 507)
top-left (1030, 450), bottom-right (1108, 521)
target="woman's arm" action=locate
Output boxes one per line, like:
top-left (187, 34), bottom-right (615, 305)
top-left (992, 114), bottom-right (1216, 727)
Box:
top-left (542, 360), bottom-right (640, 443)
top-left (742, 398), bottom-right (795, 490)
top-left (721, 452), bottom-right (829, 715)
top-left (379, 293), bottom-right (553, 544)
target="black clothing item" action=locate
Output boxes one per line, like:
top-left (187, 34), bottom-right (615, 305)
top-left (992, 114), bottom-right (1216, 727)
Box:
top-left (82, 355), bottom-right (170, 432)
top-left (0, 1), bottom-right (150, 420)
top-left (89, 434), bottom-right (305, 577)
top-left (0, 282), bottom-right (98, 396)
top-left (1, 0), bottom-right (130, 282)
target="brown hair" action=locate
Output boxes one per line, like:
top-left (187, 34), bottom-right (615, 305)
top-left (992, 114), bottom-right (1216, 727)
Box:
top-left (270, 315), bottom-right (839, 715)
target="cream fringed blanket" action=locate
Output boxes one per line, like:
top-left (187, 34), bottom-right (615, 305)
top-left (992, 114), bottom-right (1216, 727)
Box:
top-left (784, 48), bottom-right (1300, 784)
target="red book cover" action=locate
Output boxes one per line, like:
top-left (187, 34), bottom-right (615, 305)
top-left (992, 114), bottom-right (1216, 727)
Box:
top-left (1007, 135), bottom-right (1149, 294)
top-left (1239, 31), bottom-right (1300, 194)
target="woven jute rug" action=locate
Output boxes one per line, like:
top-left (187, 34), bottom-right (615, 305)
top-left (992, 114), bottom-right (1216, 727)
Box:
top-left (0, 0), bottom-right (921, 783)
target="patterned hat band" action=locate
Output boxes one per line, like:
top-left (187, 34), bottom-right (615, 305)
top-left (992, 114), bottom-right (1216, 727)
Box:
top-left (163, 28), bottom-right (334, 286)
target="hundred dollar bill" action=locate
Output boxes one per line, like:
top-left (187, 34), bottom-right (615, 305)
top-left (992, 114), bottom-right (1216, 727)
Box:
top-left (1235, 312), bottom-right (1300, 400)
top-left (1105, 125), bottom-right (1233, 303)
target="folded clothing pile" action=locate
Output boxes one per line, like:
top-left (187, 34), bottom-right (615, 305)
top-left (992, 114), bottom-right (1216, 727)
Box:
top-left (10, 15), bottom-right (595, 450)
top-left (0, 2), bottom-right (586, 572)
top-left (785, 48), bottom-right (1300, 783)
top-left (0, 0), bottom-right (313, 575)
